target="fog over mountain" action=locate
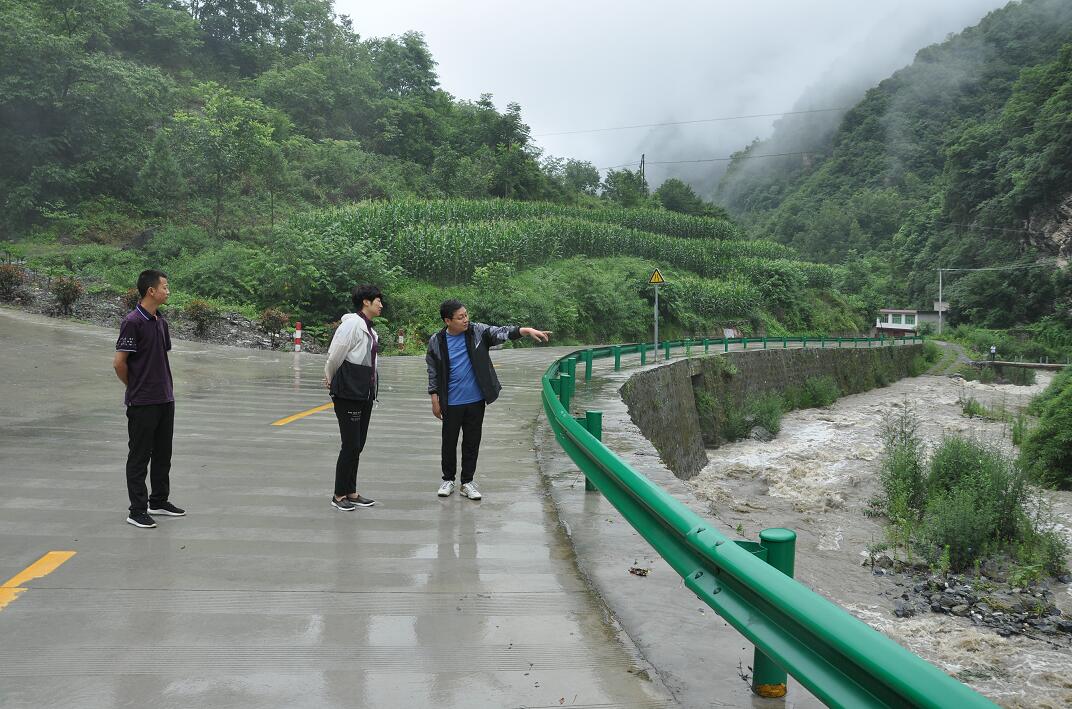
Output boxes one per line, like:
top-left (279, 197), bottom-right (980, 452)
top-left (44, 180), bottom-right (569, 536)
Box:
top-left (341, 0), bottom-right (1011, 195)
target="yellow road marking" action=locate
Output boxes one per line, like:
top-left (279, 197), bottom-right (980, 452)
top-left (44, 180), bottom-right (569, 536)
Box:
top-left (271, 402), bottom-right (333, 426)
top-left (0, 551), bottom-right (76, 611)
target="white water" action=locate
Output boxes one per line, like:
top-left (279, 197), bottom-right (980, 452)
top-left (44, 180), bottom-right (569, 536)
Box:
top-left (688, 373), bottom-right (1072, 708)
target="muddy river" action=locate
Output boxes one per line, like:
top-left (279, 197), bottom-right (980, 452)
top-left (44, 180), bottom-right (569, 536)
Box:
top-left (687, 373), bottom-right (1072, 708)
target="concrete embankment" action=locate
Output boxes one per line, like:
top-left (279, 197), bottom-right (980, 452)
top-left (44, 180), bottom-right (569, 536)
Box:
top-left (620, 345), bottom-right (923, 479)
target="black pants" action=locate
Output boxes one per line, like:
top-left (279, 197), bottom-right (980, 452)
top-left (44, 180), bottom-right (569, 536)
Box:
top-left (334, 397), bottom-right (374, 497)
top-left (126, 402), bottom-right (174, 513)
top-left (441, 401), bottom-right (485, 484)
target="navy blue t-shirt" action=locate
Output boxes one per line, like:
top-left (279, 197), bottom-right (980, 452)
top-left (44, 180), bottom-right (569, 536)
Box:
top-left (446, 332), bottom-right (483, 405)
top-left (116, 304), bottom-right (174, 406)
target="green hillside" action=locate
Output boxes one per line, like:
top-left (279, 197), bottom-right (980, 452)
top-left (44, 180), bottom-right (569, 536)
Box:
top-left (718, 0), bottom-right (1072, 331)
top-left (6, 198), bottom-right (864, 344)
top-left (0, 0), bottom-right (869, 345)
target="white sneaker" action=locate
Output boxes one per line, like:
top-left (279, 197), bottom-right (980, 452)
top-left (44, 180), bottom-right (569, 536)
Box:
top-left (437, 480), bottom-right (455, 497)
top-left (460, 482), bottom-right (482, 500)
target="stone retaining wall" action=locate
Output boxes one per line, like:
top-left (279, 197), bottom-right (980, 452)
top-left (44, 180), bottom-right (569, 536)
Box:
top-left (620, 345), bottom-right (923, 480)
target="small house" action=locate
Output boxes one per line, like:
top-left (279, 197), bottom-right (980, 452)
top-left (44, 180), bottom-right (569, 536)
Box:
top-left (875, 309), bottom-right (919, 336)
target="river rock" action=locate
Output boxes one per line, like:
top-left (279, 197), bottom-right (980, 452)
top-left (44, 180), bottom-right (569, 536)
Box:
top-left (749, 426), bottom-right (774, 442)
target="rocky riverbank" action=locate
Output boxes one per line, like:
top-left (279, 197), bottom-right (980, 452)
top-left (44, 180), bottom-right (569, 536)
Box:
top-left (687, 371), bottom-right (1072, 707)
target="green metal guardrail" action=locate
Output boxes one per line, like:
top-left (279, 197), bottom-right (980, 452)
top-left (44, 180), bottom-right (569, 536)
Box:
top-left (541, 335), bottom-right (997, 708)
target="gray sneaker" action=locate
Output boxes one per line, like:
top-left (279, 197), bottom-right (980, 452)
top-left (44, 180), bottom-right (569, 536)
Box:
top-left (460, 482), bottom-right (482, 500)
top-left (331, 496), bottom-right (356, 511)
top-left (437, 480), bottom-right (455, 497)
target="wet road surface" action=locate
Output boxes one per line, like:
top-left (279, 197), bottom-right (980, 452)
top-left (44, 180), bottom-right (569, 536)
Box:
top-left (0, 307), bottom-right (673, 709)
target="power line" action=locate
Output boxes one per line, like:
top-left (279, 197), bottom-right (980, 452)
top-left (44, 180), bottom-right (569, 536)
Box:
top-left (939, 258), bottom-right (1061, 273)
top-left (599, 150), bottom-right (821, 171)
top-left (535, 107), bottom-right (849, 137)
top-left (930, 220), bottom-right (1042, 236)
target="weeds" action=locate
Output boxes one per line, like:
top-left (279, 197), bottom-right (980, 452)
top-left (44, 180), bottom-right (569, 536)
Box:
top-left (873, 407), bottom-right (1066, 575)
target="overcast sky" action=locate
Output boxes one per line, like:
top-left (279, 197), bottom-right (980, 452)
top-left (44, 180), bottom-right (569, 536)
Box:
top-left (337, 0), bottom-right (1009, 194)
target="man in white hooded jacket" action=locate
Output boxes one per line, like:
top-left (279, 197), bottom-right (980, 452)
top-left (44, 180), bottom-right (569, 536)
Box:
top-left (323, 285), bottom-right (382, 511)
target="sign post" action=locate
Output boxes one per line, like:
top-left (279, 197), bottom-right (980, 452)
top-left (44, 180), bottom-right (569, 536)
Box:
top-left (649, 269), bottom-right (665, 361)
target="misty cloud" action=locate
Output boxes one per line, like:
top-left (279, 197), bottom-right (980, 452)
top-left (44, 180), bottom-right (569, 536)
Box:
top-left (339, 0), bottom-right (1010, 196)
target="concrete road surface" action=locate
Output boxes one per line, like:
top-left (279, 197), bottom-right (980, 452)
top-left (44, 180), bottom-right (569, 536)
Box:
top-left (0, 307), bottom-right (674, 709)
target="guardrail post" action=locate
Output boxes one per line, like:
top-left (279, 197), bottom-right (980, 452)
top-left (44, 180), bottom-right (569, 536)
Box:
top-left (613, 346), bottom-right (622, 371)
top-left (583, 410), bottom-right (602, 491)
top-left (820, 336), bottom-right (825, 349)
top-left (752, 528), bottom-right (797, 698)
top-left (762, 337), bottom-right (768, 350)
top-left (584, 350), bottom-right (593, 382)
top-left (742, 338), bottom-right (748, 350)
top-left (802, 336), bottom-right (808, 349)
top-left (559, 373), bottom-right (573, 410)
top-left (704, 338), bottom-right (710, 354)
top-left (783, 336), bottom-right (787, 349)
top-left (685, 338), bottom-right (692, 357)
top-left (664, 341), bottom-right (672, 360)
top-left (723, 337), bottom-right (729, 353)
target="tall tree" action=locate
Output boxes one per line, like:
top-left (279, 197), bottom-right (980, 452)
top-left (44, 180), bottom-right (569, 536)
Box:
top-left (170, 83), bottom-right (281, 233)
top-left (601, 168), bottom-right (649, 208)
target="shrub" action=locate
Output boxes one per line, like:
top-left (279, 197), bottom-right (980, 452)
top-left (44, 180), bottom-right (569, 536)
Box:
top-left (259, 308), bottom-right (290, 347)
top-left (694, 390), bottom-right (717, 437)
top-left (875, 407), bottom-right (1065, 575)
top-left (961, 397), bottom-right (987, 418)
top-left (185, 299), bottom-right (219, 337)
top-left (1019, 379), bottom-right (1072, 488)
top-left (919, 438), bottom-right (1029, 571)
top-left (52, 276), bottom-right (84, 315)
top-left (978, 366), bottom-right (997, 384)
top-left (722, 404), bottom-right (751, 441)
top-left (748, 393), bottom-right (784, 435)
top-left (1028, 368), bottom-right (1072, 415)
top-left (804, 375), bottom-right (840, 407)
top-left (1012, 412), bottom-right (1029, 446)
top-left (879, 406), bottom-right (927, 518)
top-left (0, 264), bottom-right (26, 300)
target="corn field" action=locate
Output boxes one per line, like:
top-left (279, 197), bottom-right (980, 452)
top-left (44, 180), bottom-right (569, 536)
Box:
top-left (289, 198), bottom-right (745, 242)
top-left (282, 199), bottom-right (834, 318)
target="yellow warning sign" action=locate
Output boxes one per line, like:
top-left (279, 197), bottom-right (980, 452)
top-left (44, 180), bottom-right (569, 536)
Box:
top-left (648, 269), bottom-right (665, 285)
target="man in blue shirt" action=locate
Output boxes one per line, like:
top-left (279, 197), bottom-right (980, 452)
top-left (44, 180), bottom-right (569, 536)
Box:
top-left (426, 300), bottom-right (550, 500)
top-left (113, 270), bottom-right (185, 528)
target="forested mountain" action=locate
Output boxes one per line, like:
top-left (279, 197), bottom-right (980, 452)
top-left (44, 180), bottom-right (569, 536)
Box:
top-left (717, 0), bottom-right (1072, 329)
top-left (2, 0), bottom-right (862, 344)
top-left (0, 0), bottom-right (609, 237)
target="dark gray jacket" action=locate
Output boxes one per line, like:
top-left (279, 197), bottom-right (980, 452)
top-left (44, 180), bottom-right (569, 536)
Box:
top-left (426, 322), bottom-right (521, 407)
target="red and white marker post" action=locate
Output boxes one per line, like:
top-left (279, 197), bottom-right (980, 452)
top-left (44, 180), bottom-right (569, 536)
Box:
top-left (293, 321), bottom-right (302, 352)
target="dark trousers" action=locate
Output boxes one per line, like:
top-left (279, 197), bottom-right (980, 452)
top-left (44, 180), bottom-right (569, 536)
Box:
top-left (126, 402), bottom-right (174, 513)
top-left (333, 397), bottom-right (374, 497)
top-left (441, 401), bottom-right (485, 484)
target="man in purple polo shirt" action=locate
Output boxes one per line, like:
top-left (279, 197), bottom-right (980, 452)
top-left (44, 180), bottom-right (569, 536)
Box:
top-left (113, 269), bottom-right (185, 528)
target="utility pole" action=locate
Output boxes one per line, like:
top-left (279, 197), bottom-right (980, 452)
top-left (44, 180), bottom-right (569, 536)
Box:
top-left (638, 154), bottom-right (645, 182)
top-left (938, 269), bottom-right (943, 335)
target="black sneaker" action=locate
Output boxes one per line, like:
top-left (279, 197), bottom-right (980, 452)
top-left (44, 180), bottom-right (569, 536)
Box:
top-left (348, 495), bottom-right (376, 507)
top-left (331, 496), bottom-right (357, 511)
top-left (126, 512), bottom-right (157, 528)
top-left (148, 501), bottom-right (185, 516)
